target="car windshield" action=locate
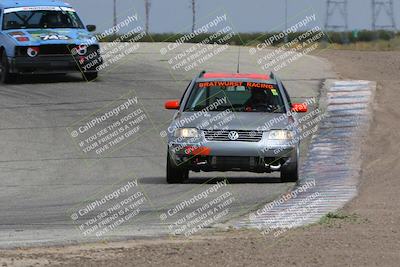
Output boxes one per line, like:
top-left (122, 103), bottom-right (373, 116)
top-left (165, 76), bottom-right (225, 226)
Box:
top-left (2, 9), bottom-right (84, 30)
top-left (184, 81), bottom-right (286, 113)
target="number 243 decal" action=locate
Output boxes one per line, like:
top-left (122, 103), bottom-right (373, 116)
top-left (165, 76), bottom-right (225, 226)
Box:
top-left (40, 34), bottom-right (71, 40)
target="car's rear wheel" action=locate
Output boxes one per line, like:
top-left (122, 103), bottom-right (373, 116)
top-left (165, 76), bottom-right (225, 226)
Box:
top-left (82, 71), bottom-right (98, 81)
top-left (166, 152), bottom-right (189, 184)
top-left (0, 52), bottom-right (16, 84)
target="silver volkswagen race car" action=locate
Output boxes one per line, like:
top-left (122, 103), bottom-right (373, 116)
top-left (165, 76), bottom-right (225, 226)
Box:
top-left (164, 71), bottom-right (308, 183)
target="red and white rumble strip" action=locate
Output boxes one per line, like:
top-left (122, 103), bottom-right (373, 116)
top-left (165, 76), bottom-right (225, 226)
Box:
top-left (231, 80), bottom-right (376, 230)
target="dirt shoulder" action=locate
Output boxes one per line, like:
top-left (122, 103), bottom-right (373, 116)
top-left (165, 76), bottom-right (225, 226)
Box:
top-left (1, 50), bottom-right (400, 267)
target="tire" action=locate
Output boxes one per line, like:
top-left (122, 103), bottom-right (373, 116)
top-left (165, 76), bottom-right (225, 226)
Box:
top-left (166, 152), bottom-right (189, 184)
top-left (0, 52), bottom-right (16, 84)
top-left (280, 147), bottom-right (299, 183)
top-left (82, 71), bottom-right (98, 81)
top-left (280, 163), bottom-right (299, 183)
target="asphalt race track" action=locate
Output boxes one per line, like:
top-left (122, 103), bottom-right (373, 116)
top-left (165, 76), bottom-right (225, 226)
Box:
top-left (0, 43), bottom-right (336, 247)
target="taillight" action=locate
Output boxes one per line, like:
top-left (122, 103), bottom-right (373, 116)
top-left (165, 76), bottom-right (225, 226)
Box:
top-left (27, 47), bottom-right (40, 57)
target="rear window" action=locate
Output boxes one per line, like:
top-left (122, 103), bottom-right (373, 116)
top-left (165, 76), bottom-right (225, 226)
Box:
top-left (184, 81), bottom-right (285, 113)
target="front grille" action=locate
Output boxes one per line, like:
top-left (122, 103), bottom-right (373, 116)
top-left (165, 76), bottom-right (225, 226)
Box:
top-left (15, 45), bottom-right (73, 56)
top-left (15, 45), bottom-right (100, 56)
top-left (40, 44), bottom-right (74, 55)
top-left (203, 129), bottom-right (263, 142)
top-left (215, 156), bottom-right (250, 167)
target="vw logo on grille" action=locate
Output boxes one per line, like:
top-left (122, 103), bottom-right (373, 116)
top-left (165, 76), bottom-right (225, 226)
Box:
top-left (228, 131), bottom-right (239, 141)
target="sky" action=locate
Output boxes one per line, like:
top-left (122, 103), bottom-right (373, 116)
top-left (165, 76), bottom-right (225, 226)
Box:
top-left (66, 0), bottom-right (400, 33)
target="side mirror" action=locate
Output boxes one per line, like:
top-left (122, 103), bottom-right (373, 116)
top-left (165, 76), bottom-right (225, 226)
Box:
top-left (165, 100), bottom-right (180, 110)
top-left (86, 25), bottom-right (96, 32)
top-left (291, 103), bottom-right (308, 113)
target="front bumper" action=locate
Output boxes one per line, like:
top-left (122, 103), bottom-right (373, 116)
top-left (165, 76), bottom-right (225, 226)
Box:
top-left (9, 55), bottom-right (103, 74)
top-left (168, 138), bottom-right (298, 172)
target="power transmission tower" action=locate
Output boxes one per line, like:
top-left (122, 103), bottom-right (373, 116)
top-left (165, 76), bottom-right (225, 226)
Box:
top-left (144, 0), bottom-right (151, 33)
top-left (113, 0), bottom-right (117, 31)
top-left (325, 0), bottom-right (348, 31)
top-left (191, 0), bottom-right (196, 33)
top-left (372, 0), bottom-right (396, 30)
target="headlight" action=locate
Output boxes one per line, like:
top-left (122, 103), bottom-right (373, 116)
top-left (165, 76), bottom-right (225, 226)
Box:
top-left (27, 47), bottom-right (40, 57)
top-left (174, 128), bottom-right (199, 138)
top-left (268, 130), bottom-right (294, 140)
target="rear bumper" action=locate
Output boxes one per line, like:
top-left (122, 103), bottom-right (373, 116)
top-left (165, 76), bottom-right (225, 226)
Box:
top-left (9, 55), bottom-right (102, 74)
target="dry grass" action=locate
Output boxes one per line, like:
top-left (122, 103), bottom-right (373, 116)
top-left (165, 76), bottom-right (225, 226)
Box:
top-left (320, 37), bottom-right (400, 51)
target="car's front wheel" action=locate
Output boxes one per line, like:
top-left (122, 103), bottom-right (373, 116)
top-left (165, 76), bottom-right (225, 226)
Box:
top-left (0, 52), bottom-right (16, 84)
top-left (166, 152), bottom-right (189, 184)
top-left (280, 147), bottom-right (299, 183)
top-left (280, 162), bottom-right (299, 183)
